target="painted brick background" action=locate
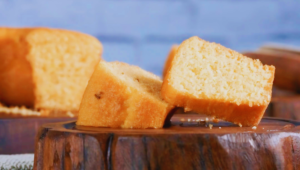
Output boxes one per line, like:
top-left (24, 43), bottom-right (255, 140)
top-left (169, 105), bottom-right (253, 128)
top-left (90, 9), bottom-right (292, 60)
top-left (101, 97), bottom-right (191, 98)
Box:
top-left (0, 0), bottom-right (300, 76)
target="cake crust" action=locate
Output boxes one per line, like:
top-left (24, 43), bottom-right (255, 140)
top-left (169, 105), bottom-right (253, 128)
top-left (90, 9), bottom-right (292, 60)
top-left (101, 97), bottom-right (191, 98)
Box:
top-left (163, 45), bottom-right (178, 78)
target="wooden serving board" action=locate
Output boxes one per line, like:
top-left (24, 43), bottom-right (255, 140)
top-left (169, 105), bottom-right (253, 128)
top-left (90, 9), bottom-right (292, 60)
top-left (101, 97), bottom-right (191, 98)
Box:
top-left (34, 113), bottom-right (300, 170)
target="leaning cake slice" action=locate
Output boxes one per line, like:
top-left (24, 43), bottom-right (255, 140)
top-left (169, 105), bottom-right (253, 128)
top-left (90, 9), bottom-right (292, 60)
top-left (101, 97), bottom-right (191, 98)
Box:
top-left (77, 61), bottom-right (174, 128)
top-left (162, 36), bottom-right (275, 126)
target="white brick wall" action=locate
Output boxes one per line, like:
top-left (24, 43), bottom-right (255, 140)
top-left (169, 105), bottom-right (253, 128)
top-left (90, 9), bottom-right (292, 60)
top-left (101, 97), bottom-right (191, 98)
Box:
top-left (0, 0), bottom-right (299, 76)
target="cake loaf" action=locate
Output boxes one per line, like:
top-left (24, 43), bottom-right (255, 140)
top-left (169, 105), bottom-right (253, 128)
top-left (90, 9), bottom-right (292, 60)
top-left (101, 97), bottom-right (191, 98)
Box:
top-left (0, 28), bottom-right (102, 114)
top-left (77, 61), bottom-right (174, 128)
top-left (162, 36), bottom-right (275, 126)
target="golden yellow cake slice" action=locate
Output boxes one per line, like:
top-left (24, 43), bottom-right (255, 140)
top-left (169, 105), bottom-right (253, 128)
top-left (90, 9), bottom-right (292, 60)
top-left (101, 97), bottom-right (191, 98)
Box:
top-left (77, 61), bottom-right (174, 128)
top-left (163, 45), bottom-right (178, 78)
top-left (162, 36), bottom-right (275, 126)
top-left (0, 27), bottom-right (102, 113)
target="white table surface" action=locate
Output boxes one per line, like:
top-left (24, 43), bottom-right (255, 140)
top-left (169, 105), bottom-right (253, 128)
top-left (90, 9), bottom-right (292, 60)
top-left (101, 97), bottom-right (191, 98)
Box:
top-left (0, 154), bottom-right (34, 169)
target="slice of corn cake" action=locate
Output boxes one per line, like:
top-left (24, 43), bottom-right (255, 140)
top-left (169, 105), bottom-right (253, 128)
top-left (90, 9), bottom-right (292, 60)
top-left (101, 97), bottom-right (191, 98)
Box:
top-left (162, 36), bottom-right (275, 126)
top-left (77, 61), bottom-right (174, 129)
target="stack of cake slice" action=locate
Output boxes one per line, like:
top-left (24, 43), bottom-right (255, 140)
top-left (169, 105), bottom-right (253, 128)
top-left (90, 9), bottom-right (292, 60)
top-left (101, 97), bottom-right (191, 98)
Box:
top-left (77, 36), bottom-right (275, 128)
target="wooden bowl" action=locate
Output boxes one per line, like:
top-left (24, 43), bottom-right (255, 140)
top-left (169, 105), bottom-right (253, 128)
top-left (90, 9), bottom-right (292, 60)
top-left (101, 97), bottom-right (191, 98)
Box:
top-left (244, 52), bottom-right (300, 92)
top-left (34, 113), bottom-right (300, 170)
top-left (0, 117), bottom-right (76, 154)
top-left (244, 52), bottom-right (300, 121)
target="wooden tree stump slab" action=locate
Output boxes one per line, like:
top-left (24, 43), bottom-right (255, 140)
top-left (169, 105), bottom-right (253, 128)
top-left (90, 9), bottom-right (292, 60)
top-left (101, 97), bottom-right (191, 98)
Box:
top-left (34, 113), bottom-right (300, 170)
